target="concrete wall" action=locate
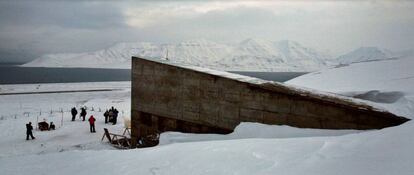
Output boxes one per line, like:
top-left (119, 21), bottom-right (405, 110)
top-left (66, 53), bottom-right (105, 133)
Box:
top-left (131, 57), bottom-right (408, 139)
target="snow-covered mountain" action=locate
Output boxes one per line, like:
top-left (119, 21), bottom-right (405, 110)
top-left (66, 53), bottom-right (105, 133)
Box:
top-left (23, 42), bottom-right (156, 69)
top-left (216, 39), bottom-right (329, 71)
top-left (336, 47), bottom-right (396, 64)
top-left (25, 39), bottom-right (407, 72)
top-left (23, 39), bottom-right (331, 72)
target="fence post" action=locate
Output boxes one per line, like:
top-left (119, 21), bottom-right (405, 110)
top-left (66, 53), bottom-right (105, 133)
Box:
top-left (61, 109), bottom-right (63, 127)
top-left (36, 116), bottom-right (39, 130)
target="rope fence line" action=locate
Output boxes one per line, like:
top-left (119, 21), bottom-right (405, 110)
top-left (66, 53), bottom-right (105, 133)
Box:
top-left (0, 106), bottom-right (126, 126)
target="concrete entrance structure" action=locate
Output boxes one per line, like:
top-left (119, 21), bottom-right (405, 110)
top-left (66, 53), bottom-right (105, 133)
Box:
top-left (131, 57), bottom-right (408, 141)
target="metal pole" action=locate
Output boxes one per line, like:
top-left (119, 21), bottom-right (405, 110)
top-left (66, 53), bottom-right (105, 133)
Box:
top-left (36, 116), bottom-right (39, 130)
top-left (61, 110), bottom-right (63, 127)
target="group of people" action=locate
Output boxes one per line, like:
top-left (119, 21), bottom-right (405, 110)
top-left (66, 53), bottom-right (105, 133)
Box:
top-left (70, 107), bottom-right (95, 132)
top-left (26, 106), bottom-right (120, 140)
top-left (71, 107), bottom-right (87, 121)
top-left (103, 107), bottom-right (119, 125)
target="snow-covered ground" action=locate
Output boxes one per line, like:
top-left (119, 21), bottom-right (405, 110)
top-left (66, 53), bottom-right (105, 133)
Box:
top-left (0, 82), bottom-right (131, 158)
top-left (0, 81), bottom-right (130, 94)
top-left (1, 55), bottom-right (414, 175)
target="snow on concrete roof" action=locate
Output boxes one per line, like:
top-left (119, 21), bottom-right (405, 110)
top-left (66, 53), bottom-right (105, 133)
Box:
top-left (132, 56), bottom-right (396, 115)
top-left (135, 56), bottom-right (270, 85)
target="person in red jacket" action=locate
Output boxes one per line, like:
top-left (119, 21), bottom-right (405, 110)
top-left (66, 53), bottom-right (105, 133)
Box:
top-left (88, 115), bottom-right (96, 133)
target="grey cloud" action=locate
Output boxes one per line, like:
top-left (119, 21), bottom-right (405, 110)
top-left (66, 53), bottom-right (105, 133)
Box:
top-left (0, 1), bottom-right (126, 29)
top-left (0, 1), bottom-right (132, 63)
top-left (1, 1), bottom-right (414, 63)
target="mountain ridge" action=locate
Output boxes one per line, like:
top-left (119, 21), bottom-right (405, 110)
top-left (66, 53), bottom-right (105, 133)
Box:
top-left (23, 39), bottom-right (332, 72)
top-left (23, 39), bottom-right (406, 72)
top-left (336, 47), bottom-right (396, 64)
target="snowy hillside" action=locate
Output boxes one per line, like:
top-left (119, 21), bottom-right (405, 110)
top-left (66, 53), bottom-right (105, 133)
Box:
top-left (336, 47), bottom-right (396, 64)
top-left (287, 55), bottom-right (414, 118)
top-left (22, 42), bottom-right (155, 69)
top-left (23, 39), bottom-right (331, 71)
top-left (217, 39), bottom-right (329, 71)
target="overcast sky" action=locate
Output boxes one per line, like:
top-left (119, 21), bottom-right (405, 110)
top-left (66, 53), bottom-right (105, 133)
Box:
top-left (1, 0), bottom-right (414, 63)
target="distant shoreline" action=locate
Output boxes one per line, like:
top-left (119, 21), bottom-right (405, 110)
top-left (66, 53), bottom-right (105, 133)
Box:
top-left (230, 71), bottom-right (308, 82)
top-left (0, 88), bottom-right (122, 96)
top-left (0, 66), bottom-right (131, 84)
top-left (0, 63), bottom-right (23, 66)
top-left (0, 66), bottom-right (306, 84)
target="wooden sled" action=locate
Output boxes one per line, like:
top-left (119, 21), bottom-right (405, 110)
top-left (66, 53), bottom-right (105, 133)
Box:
top-left (101, 128), bottom-right (131, 149)
top-left (38, 122), bottom-right (49, 131)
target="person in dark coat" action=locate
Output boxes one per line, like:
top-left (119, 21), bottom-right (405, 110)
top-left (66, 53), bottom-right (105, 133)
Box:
top-left (26, 122), bottom-right (35, 140)
top-left (49, 122), bottom-right (55, 130)
top-left (71, 107), bottom-right (78, 121)
top-left (108, 109), bottom-right (114, 123)
top-left (112, 109), bottom-right (119, 125)
top-left (80, 107), bottom-right (87, 121)
top-left (103, 110), bottom-right (109, 124)
top-left (88, 115), bottom-right (96, 133)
